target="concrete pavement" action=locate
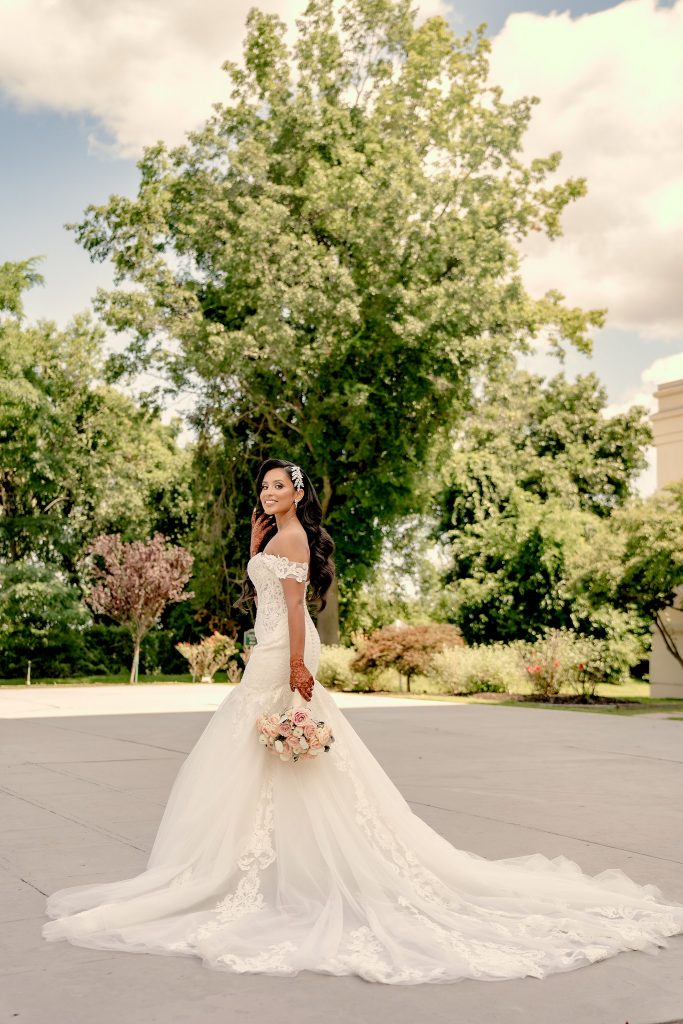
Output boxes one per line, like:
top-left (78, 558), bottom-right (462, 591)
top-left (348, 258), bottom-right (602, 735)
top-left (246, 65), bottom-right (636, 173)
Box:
top-left (1, 684), bottom-right (682, 1024)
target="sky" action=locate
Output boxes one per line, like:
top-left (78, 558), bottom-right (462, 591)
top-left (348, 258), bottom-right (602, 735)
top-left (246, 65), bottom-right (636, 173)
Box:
top-left (1, 0), bottom-right (682, 494)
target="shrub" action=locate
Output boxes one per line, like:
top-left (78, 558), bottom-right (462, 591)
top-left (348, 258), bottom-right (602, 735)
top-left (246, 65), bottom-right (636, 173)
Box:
top-left (317, 645), bottom-right (373, 692)
top-left (514, 629), bottom-right (581, 698)
top-left (351, 623), bottom-right (464, 692)
top-left (0, 563), bottom-right (91, 678)
top-left (176, 632), bottom-right (238, 682)
top-left (573, 607), bottom-right (649, 686)
top-left (428, 643), bottom-right (524, 694)
top-left (516, 625), bottom-right (646, 699)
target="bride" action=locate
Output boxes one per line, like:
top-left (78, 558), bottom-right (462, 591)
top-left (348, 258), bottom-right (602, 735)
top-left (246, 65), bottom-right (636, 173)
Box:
top-left (43, 458), bottom-right (683, 984)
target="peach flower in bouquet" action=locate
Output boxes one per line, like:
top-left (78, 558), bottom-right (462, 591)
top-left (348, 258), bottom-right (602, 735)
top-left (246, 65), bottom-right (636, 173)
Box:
top-left (256, 704), bottom-right (335, 764)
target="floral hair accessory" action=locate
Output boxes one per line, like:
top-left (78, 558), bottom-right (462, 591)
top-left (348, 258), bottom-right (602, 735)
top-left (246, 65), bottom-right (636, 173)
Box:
top-left (291, 464), bottom-right (304, 490)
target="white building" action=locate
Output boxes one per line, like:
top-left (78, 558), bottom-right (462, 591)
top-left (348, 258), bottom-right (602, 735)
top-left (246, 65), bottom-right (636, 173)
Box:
top-left (649, 378), bottom-right (683, 698)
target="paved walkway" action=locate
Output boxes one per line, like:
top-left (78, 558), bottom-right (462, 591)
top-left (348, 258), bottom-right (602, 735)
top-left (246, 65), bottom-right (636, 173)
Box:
top-left (0, 682), bottom-right (454, 718)
top-left (1, 685), bottom-right (682, 1024)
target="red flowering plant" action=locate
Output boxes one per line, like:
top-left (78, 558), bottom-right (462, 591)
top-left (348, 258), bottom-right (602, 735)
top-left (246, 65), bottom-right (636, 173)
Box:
top-left (514, 629), bottom-right (589, 700)
top-left (564, 639), bottom-right (616, 700)
top-left (515, 627), bottom-right (637, 701)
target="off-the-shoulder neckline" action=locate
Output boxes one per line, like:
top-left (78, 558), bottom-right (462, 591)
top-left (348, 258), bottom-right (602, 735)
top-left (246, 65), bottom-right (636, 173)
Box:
top-left (256, 550), bottom-right (309, 567)
top-left (251, 551), bottom-right (310, 581)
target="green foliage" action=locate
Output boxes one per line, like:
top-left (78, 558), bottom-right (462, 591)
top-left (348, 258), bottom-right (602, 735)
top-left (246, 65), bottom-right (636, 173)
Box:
top-left (435, 364), bottom-right (653, 644)
top-left (0, 257), bottom-right (44, 316)
top-left (317, 643), bottom-right (372, 691)
top-left (0, 263), bottom-right (193, 577)
top-left (0, 563), bottom-right (91, 677)
top-left (614, 480), bottom-right (683, 619)
top-left (592, 480), bottom-right (683, 673)
top-left (70, 0), bottom-right (602, 628)
top-left (427, 642), bottom-right (523, 694)
top-left (0, 262), bottom-right (197, 677)
top-left (338, 516), bottom-right (445, 635)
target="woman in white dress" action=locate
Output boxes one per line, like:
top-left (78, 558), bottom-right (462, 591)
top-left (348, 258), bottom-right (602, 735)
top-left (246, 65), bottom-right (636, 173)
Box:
top-left (42, 458), bottom-right (683, 984)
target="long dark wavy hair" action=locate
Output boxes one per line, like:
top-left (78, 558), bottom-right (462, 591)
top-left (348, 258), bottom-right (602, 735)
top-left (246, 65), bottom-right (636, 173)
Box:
top-left (234, 458), bottom-right (335, 615)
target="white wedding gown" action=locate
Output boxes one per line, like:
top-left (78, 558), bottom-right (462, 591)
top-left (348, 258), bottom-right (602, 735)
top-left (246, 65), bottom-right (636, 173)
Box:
top-left (43, 551), bottom-right (683, 984)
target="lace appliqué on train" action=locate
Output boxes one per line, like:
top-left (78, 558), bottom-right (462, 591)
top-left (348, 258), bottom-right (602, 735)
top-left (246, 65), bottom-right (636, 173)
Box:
top-left (176, 776), bottom-right (275, 949)
top-left (315, 925), bottom-right (427, 983)
top-left (217, 940), bottom-right (298, 973)
top-left (396, 895), bottom-right (548, 978)
top-left (330, 738), bottom-right (458, 908)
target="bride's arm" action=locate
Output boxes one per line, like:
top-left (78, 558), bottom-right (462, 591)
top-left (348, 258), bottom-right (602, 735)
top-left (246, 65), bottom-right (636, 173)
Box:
top-left (281, 576), bottom-right (305, 656)
top-left (282, 578), bottom-right (314, 701)
top-left (269, 539), bottom-right (309, 659)
top-left (269, 538), bottom-right (313, 699)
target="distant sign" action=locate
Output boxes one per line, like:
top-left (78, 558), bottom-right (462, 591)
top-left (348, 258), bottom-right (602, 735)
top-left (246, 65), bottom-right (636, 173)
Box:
top-left (243, 628), bottom-right (257, 648)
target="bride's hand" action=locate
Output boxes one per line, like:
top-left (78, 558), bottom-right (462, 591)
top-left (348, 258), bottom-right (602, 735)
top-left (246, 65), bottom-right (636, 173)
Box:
top-left (250, 508), bottom-right (273, 557)
top-left (289, 655), bottom-right (314, 702)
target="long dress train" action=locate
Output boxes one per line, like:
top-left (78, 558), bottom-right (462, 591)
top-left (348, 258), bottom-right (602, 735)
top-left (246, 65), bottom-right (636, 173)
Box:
top-left (42, 551), bottom-right (683, 984)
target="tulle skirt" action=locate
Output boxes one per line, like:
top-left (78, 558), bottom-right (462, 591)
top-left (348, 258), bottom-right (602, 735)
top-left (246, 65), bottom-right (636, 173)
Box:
top-left (42, 620), bottom-right (683, 984)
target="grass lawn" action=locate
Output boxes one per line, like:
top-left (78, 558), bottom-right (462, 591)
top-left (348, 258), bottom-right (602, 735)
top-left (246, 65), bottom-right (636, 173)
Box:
top-left (0, 672), bottom-right (197, 687)
top-left (334, 670), bottom-right (683, 717)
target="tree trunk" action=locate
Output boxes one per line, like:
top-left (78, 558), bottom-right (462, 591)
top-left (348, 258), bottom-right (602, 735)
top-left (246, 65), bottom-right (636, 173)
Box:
top-left (130, 639), bottom-right (141, 684)
top-left (317, 575), bottom-right (340, 645)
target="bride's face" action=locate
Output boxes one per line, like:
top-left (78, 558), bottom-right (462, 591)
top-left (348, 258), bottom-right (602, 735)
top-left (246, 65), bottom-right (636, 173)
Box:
top-left (260, 469), bottom-right (294, 515)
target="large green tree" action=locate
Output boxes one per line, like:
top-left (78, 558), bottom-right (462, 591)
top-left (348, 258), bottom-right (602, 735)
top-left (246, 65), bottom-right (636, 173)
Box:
top-left (71, 0), bottom-right (603, 638)
top-left (612, 481), bottom-right (683, 674)
top-left (0, 259), bottom-right (192, 575)
top-left (433, 364), bottom-right (652, 644)
top-left (0, 259), bottom-right (195, 677)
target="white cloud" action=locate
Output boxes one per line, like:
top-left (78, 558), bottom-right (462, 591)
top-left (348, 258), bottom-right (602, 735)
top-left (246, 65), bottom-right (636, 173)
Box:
top-left (0, 0), bottom-right (306, 156)
top-left (489, 0), bottom-right (683, 341)
top-left (0, 0), bottom-right (446, 157)
top-left (604, 350), bottom-right (683, 419)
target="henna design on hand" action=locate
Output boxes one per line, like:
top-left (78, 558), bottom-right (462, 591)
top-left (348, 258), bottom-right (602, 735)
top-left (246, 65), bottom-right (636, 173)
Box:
top-left (250, 508), bottom-right (274, 557)
top-left (289, 655), bottom-right (314, 702)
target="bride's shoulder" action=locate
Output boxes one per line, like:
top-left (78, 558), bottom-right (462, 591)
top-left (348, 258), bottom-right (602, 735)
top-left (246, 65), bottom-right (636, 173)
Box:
top-left (264, 529), bottom-right (309, 565)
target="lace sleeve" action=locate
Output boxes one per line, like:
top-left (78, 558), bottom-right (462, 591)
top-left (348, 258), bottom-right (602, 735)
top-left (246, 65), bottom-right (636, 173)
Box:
top-left (262, 552), bottom-right (309, 583)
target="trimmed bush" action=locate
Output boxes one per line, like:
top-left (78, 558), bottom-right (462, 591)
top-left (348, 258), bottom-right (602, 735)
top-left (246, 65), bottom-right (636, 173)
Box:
top-left (428, 643), bottom-right (524, 694)
top-left (317, 645), bottom-right (372, 692)
top-left (351, 623), bottom-right (464, 693)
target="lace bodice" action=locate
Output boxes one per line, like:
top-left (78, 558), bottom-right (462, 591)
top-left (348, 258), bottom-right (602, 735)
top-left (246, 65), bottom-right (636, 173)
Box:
top-left (247, 551), bottom-right (312, 639)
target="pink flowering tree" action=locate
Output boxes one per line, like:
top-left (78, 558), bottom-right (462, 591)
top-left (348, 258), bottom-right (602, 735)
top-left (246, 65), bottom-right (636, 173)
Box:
top-left (86, 533), bottom-right (194, 683)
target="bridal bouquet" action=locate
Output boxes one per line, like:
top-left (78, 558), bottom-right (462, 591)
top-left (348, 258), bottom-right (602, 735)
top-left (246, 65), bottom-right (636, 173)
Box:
top-left (256, 701), bottom-right (335, 764)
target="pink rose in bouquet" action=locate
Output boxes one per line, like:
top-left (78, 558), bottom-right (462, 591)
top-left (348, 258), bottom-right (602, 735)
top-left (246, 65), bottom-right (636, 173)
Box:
top-left (256, 703), bottom-right (335, 764)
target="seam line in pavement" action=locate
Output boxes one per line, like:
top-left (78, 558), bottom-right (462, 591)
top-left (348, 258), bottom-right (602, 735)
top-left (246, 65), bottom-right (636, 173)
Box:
top-left (35, 720), bottom-right (191, 756)
top-left (560, 744), bottom-right (683, 765)
top-left (408, 800), bottom-right (683, 866)
top-left (0, 785), bottom-right (150, 853)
